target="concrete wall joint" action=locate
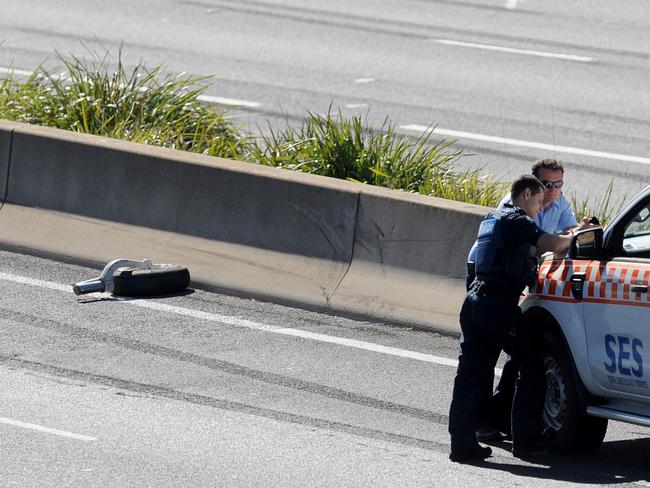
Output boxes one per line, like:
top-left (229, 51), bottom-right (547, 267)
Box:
top-left (0, 128), bottom-right (14, 209)
top-left (324, 190), bottom-right (361, 308)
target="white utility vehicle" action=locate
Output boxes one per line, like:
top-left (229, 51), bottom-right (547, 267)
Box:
top-left (523, 186), bottom-right (650, 452)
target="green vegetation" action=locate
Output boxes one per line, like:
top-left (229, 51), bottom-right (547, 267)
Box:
top-left (252, 110), bottom-right (509, 205)
top-left (0, 51), bottom-right (506, 208)
top-left (0, 51), bottom-right (623, 220)
top-left (0, 52), bottom-right (250, 160)
top-left (571, 179), bottom-right (625, 225)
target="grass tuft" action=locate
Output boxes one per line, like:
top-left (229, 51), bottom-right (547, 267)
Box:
top-left (571, 179), bottom-right (625, 225)
top-left (0, 49), bottom-right (251, 160)
top-left (250, 109), bottom-right (507, 206)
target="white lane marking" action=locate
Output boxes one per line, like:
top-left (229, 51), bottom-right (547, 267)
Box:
top-left (0, 416), bottom-right (96, 441)
top-left (432, 39), bottom-right (596, 63)
top-left (354, 78), bottom-right (375, 84)
top-left (400, 125), bottom-right (650, 166)
top-left (196, 95), bottom-right (261, 108)
top-left (0, 67), bottom-right (34, 77)
top-left (0, 271), bottom-right (495, 373)
top-left (505, 0), bottom-right (518, 9)
top-left (0, 272), bottom-right (70, 292)
top-left (346, 103), bottom-right (369, 109)
top-left (125, 299), bottom-right (464, 367)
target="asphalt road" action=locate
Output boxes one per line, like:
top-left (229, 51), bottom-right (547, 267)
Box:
top-left (1, 3), bottom-right (650, 486)
top-left (1, 249), bottom-right (650, 487)
top-left (1, 0), bottom-right (649, 205)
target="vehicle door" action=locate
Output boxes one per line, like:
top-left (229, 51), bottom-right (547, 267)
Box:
top-left (583, 199), bottom-right (650, 398)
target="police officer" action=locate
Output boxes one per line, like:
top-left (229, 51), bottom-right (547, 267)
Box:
top-left (473, 160), bottom-right (593, 442)
top-left (448, 175), bottom-right (575, 463)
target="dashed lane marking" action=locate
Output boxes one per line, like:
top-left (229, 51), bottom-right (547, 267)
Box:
top-left (0, 67), bottom-right (34, 77)
top-left (431, 39), bottom-right (597, 63)
top-left (400, 125), bottom-right (650, 166)
top-left (196, 94), bottom-right (262, 108)
top-left (0, 416), bottom-right (97, 441)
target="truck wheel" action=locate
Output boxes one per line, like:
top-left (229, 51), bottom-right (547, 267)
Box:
top-left (543, 330), bottom-right (608, 452)
top-left (112, 265), bottom-right (190, 297)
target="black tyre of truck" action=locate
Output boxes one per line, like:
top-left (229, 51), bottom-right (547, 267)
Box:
top-left (112, 266), bottom-right (190, 297)
top-left (543, 329), bottom-right (608, 453)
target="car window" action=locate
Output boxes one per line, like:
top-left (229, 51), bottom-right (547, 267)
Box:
top-left (621, 204), bottom-right (650, 257)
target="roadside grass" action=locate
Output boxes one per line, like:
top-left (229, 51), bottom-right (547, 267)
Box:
top-left (0, 50), bottom-right (622, 218)
top-left (0, 51), bottom-right (251, 160)
top-left (571, 179), bottom-right (625, 225)
top-left (251, 110), bottom-right (508, 206)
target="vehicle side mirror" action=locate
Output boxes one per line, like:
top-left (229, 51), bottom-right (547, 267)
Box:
top-left (570, 227), bottom-right (603, 259)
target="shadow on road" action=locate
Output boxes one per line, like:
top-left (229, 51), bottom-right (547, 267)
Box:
top-left (480, 437), bottom-right (650, 485)
top-left (77, 288), bottom-right (196, 303)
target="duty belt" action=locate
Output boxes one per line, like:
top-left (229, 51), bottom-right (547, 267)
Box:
top-left (470, 280), bottom-right (521, 302)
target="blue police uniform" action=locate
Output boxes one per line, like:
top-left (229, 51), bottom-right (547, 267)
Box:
top-left (473, 195), bottom-right (576, 438)
top-left (448, 203), bottom-right (546, 460)
top-left (500, 193), bottom-right (576, 233)
top-left (466, 193), bottom-right (576, 287)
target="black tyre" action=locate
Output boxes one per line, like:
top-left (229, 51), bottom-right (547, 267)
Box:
top-left (543, 329), bottom-right (608, 452)
top-left (112, 265), bottom-right (190, 297)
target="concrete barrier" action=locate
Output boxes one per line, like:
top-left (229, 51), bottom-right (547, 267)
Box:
top-left (0, 119), bottom-right (489, 333)
top-left (6, 123), bottom-right (359, 259)
top-left (333, 188), bottom-right (484, 330)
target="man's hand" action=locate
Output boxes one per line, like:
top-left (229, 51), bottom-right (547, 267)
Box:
top-left (577, 216), bottom-right (600, 231)
top-left (546, 217), bottom-right (601, 257)
top-left (564, 217), bottom-right (600, 235)
top-left (587, 216), bottom-right (600, 225)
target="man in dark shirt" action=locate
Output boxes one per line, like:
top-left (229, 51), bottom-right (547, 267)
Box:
top-left (448, 175), bottom-right (577, 463)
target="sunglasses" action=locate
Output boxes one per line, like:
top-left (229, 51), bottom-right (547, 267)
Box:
top-left (541, 179), bottom-right (564, 189)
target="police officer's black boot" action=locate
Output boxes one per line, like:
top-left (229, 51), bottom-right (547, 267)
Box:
top-left (449, 444), bottom-right (492, 463)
